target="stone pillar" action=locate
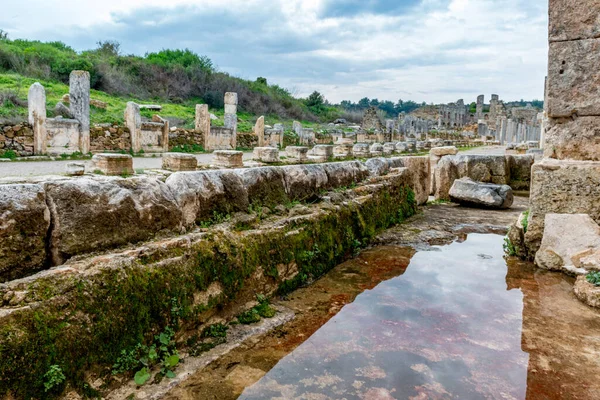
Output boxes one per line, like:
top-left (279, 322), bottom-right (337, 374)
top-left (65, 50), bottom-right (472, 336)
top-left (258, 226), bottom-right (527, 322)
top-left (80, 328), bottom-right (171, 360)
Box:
top-left (490, 94), bottom-right (499, 125)
top-left (224, 92), bottom-right (237, 149)
top-left (476, 95), bottom-right (484, 120)
top-left (28, 82), bottom-right (47, 155)
top-left (500, 118), bottom-right (507, 145)
top-left (125, 102), bottom-right (142, 153)
top-left (69, 70), bottom-right (90, 154)
top-left (255, 116), bottom-right (265, 147)
top-left (195, 104), bottom-right (211, 141)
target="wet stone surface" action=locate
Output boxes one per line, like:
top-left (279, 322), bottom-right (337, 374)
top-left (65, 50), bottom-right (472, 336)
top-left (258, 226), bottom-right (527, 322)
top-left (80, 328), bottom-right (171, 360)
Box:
top-left (164, 196), bottom-right (600, 400)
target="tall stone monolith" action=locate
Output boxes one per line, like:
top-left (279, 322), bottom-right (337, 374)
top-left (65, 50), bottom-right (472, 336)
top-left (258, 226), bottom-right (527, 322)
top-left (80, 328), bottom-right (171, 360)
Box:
top-left (195, 104), bottom-right (211, 150)
top-left (255, 116), bottom-right (265, 147)
top-left (476, 95), bottom-right (484, 120)
top-left (28, 82), bottom-right (47, 155)
top-left (125, 102), bottom-right (142, 153)
top-left (69, 70), bottom-right (90, 154)
top-left (224, 92), bottom-right (238, 149)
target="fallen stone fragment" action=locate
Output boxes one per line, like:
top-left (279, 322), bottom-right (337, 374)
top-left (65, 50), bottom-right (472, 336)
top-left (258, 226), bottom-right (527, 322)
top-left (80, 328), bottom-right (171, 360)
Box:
top-left (449, 177), bottom-right (513, 209)
top-left (65, 162), bottom-right (85, 176)
top-left (574, 276), bottom-right (600, 308)
top-left (535, 214), bottom-right (600, 274)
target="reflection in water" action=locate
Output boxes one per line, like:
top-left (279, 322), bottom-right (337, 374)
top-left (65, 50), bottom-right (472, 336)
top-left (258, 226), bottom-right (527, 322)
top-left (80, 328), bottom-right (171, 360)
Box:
top-left (241, 234), bottom-right (529, 399)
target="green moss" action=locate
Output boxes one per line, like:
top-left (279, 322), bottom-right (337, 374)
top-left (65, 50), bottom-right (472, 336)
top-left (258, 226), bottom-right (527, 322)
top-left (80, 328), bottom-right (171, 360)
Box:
top-left (0, 182), bottom-right (417, 399)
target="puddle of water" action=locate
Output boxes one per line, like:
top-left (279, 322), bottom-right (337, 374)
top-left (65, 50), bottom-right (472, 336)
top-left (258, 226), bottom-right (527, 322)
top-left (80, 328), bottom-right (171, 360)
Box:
top-left (240, 234), bottom-right (530, 399)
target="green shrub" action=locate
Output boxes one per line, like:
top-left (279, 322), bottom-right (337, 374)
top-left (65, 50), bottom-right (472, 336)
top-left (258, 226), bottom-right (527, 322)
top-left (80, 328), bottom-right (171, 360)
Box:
top-left (587, 271), bottom-right (600, 287)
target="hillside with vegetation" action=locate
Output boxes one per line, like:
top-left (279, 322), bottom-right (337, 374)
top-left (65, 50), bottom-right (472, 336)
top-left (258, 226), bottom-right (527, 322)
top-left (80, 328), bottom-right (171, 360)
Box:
top-left (0, 33), bottom-right (544, 128)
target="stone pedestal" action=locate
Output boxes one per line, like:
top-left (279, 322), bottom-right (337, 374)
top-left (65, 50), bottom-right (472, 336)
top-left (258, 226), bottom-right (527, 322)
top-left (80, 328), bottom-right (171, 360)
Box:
top-left (285, 146), bottom-right (309, 162)
top-left (333, 144), bottom-right (353, 158)
top-left (65, 162), bottom-right (85, 176)
top-left (69, 71), bottom-right (90, 154)
top-left (369, 143), bottom-right (384, 157)
top-left (212, 150), bottom-right (243, 168)
top-left (353, 143), bottom-right (370, 158)
top-left (253, 147), bottom-right (279, 163)
top-left (92, 154), bottom-right (134, 175)
top-left (162, 153), bottom-right (198, 171)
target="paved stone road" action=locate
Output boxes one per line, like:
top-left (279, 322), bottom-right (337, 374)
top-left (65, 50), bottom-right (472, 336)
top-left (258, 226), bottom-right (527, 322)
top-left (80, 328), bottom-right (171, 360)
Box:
top-left (0, 146), bottom-right (508, 178)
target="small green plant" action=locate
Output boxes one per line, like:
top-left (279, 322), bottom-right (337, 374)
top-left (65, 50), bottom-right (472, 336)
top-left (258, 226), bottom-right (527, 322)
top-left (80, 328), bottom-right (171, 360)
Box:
top-left (43, 365), bottom-right (65, 392)
top-left (112, 326), bottom-right (180, 386)
top-left (237, 294), bottom-right (276, 324)
top-left (586, 271), bottom-right (600, 286)
top-left (522, 210), bottom-right (530, 233)
top-left (199, 211), bottom-right (231, 228)
top-left (171, 144), bottom-right (205, 153)
top-left (503, 237), bottom-right (518, 257)
top-left (428, 199), bottom-right (450, 206)
top-left (201, 323), bottom-right (228, 338)
top-left (0, 149), bottom-right (18, 160)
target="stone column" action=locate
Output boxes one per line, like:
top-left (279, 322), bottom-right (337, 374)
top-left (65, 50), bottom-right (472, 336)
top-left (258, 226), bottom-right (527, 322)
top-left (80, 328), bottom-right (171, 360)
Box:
top-left (224, 92), bottom-right (238, 149)
top-left (69, 70), bottom-right (90, 154)
top-left (125, 102), bottom-right (142, 153)
top-left (500, 118), bottom-right (507, 145)
top-left (28, 82), bottom-right (47, 155)
top-left (255, 116), bottom-right (265, 147)
top-left (476, 95), bottom-right (484, 120)
top-left (195, 104), bottom-right (211, 150)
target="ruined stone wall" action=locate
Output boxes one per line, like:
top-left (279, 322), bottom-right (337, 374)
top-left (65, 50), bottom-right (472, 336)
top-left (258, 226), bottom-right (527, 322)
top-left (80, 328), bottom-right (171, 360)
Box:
top-left (90, 124), bottom-right (132, 152)
top-left (524, 0), bottom-right (600, 254)
top-left (0, 123), bottom-right (35, 156)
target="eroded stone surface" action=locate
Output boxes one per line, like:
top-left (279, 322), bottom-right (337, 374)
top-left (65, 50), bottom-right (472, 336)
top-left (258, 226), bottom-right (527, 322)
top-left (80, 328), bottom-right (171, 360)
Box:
top-left (547, 38), bottom-right (600, 118)
top-left (544, 116), bottom-right (600, 161)
top-left (0, 184), bottom-right (50, 282)
top-left (574, 275), bottom-right (600, 308)
top-left (252, 147), bottom-right (279, 163)
top-left (162, 153), bottom-right (198, 172)
top-left (430, 146), bottom-right (458, 157)
top-left (507, 155), bottom-right (534, 190)
top-left (213, 150), bottom-right (243, 168)
top-left (526, 159), bottom-right (600, 253)
top-left (92, 154), bottom-right (134, 176)
top-left (45, 177), bottom-right (182, 265)
top-left (549, 0), bottom-right (600, 42)
top-left (535, 214), bottom-right (600, 274)
top-left (449, 178), bottom-right (513, 209)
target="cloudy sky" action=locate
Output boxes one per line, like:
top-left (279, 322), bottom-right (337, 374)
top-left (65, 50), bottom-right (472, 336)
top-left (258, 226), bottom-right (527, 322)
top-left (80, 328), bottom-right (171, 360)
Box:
top-left (1, 0), bottom-right (548, 104)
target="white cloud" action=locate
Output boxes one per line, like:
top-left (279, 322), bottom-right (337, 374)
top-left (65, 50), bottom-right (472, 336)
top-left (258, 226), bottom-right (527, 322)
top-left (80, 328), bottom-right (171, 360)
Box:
top-left (0, 0), bottom-right (548, 104)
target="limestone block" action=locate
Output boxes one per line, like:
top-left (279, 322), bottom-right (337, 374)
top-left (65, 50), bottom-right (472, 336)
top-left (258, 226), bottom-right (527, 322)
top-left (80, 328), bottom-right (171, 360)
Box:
top-left (0, 184), bottom-right (50, 282)
top-left (44, 177), bottom-right (182, 264)
top-left (125, 102), bottom-right (142, 153)
top-left (535, 214), bottom-right (600, 274)
top-left (28, 82), bottom-right (47, 155)
top-left (252, 147), bottom-right (279, 163)
top-left (312, 145), bottom-right (334, 157)
top-left (549, 0), bottom-right (600, 42)
top-left (365, 158), bottom-right (391, 176)
top-left (92, 154), bottom-right (133, 175)
top-left (547, 39), bottom-right (600, 117)
top-left (333, 143), bottom-right (353, 158)
top-left (396, 142), bottom-right (409, 153)
top-left (574, 275), bottom-right (600, 308)
top-left (69, 70), bottom-right (90, 154)
top-left (453, 155), bottom-right (509, 185)
top-left (544, 116), bottom-right (600, 161)
top-left (285, 146), bottom-right (309, 161)
top-left (213, 150), bottom-right (243, 168)
top-left (396, 156), bottom-right (430, 205)
top-left (255, 116), bottom-right (265, 147)
top-left (66, 162), bottom-right (85, 176)
top-left (54, 101), bottom-right (74, 119)
top-left (525, 159), bottom-right (600, 253)
top-left (449, 178), bottom-right (513, 209)
top-left (322, 161), bottom-right (369, 188)
top-left (353, 143), bottom-right (371, 158)
top-left (236, 166), bottom-right (288, 206)
top-left (507, 155), bottom-right (534, 190)
top-left (195, 104), bottom-right (211, 136)
top-left (281, 164), bottom-right (328, 201)
top-left (225, 104), bottom-right (237, 115)
top-left (383, 143), bottom-right (396, 155)
top-left (430, 146), bottom-right (458, 157)
top-left (165, 170), bottom-right (248, 226)
top-left (369, 145), bottom-right (384, 157)
top-left (162, 153), bottom-right (198, 172)
top-left (224, 92), bottom-right (238, 106)
top-left (434, 156), bottom-right (459, 201)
